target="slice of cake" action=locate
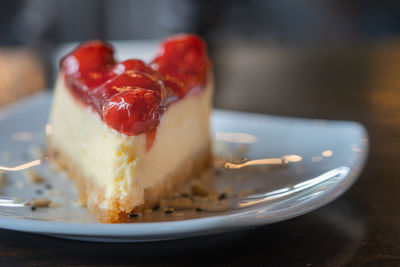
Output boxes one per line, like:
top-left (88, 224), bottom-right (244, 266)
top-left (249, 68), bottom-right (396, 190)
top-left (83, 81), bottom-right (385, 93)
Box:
top-left (48, 34), bottom-right (213, 223)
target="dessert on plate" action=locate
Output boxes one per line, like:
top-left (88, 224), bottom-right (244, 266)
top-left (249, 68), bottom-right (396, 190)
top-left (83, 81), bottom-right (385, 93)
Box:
top-left (48, 34), bottom-right (213, 223)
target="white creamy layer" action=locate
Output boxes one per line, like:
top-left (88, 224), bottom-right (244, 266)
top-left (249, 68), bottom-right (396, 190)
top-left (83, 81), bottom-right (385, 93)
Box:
top-left (49, 75), bottom-right (212, 211)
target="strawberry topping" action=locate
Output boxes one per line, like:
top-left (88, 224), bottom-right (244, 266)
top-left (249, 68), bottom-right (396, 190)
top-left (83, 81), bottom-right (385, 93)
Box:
top-left (103, 89), bottom-right (164, 135)
top-left (61, 34), bottom-right (210, 136)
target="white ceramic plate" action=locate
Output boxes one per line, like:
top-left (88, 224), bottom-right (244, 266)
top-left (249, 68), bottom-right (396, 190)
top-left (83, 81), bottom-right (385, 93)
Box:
top-left (0, 92), bottom-right (368, 242)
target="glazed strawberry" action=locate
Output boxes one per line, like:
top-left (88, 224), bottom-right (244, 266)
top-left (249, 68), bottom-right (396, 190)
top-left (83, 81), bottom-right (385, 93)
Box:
top-left (103, 89), bottom-right (165, 135)
top-left (92, 66), bottom-right (165, 112)
top-left (152, 34), bottom-right (208, 70)
top-left (163, 76), bottom-right (185, 102)
top-left (152, 34), bottom-right (210, 99)
top-left (62, 41), bottom-right (115, 103)
top-left (62, 40), bottom-right (115, 74)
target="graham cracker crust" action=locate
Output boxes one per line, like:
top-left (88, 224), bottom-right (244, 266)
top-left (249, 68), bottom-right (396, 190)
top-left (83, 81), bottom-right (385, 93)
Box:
top-left (48, 137), bottom-right (212, 223)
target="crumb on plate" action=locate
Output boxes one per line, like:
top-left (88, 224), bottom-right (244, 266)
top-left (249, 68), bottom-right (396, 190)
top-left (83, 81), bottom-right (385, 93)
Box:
top-left (24, 169), bottom-right (44, 183)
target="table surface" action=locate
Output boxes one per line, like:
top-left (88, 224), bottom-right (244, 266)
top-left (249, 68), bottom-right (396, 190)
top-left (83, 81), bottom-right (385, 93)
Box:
top-left (1, 40), bottom-right (400, 266)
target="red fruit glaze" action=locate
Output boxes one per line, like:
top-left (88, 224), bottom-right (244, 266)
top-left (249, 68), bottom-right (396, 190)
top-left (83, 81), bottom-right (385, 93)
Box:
top-left (60, 34), bottom-right (210, 136)
top-left (92, 71), bottom-right (164, 112)
top-left (103, 89), bottom-right (165, 135)
top-left (110, 59), bottom-right (159, 77)
top-left (152, 34), bottom-right (210, 99)
top-left (145, 129), bottom-right (157, 151)
top-left (62, 41), bottom-right (115, 88)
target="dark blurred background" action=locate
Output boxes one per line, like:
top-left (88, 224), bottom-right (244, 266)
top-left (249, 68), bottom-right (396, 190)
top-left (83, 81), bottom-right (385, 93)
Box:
top-left (1, 0), bottom-right (400, 120)
top-left (4, 0), bottom-right (400, 45)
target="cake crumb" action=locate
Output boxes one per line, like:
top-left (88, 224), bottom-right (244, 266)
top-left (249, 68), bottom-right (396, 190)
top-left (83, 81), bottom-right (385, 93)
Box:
top-left (24, 170), bottom-right (44, 183)
top-left (169, 197), bottom-right (193, 210)
top-left (24, 197), bottom-right (51, 207)
top-left (205, 191), bottom-right (219, 202)
top-left (191, 184), bottom-right (209, 197)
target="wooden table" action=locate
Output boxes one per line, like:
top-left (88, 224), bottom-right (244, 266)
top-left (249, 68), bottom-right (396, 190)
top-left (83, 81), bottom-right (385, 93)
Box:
top-left (1, 40), bottom-right (399, 266)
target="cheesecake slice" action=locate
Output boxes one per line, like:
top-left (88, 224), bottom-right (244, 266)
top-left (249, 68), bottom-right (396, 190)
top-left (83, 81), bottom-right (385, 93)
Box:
top-left (48, 34), bottom-right (213, 223)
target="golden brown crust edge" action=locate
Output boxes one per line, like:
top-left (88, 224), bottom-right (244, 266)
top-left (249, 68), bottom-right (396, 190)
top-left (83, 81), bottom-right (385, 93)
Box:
top-left (47, 137), bottom-right (211, 223)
